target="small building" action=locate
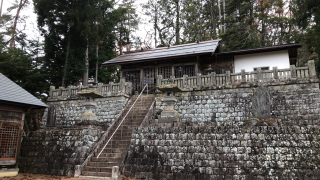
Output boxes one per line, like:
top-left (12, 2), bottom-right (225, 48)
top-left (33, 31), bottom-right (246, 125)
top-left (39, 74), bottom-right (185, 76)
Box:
top-left (0, 73), bottom-right (47, 177)
top-left (102, 39), bottom-right (300, 93)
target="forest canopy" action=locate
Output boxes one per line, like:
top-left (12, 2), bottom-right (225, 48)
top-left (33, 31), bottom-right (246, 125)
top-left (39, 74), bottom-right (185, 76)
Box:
top-left (0, 0), bottom-right (319, 97)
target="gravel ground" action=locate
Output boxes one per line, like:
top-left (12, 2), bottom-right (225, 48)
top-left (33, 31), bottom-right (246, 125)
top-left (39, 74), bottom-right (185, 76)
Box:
top-left (1, 173), bottom-right (92, 180)
top-left (1, 173), bottom-right (135, 180)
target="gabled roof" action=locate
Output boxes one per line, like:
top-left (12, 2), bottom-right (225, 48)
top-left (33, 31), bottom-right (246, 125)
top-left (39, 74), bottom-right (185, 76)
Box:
top-left (102, 39), bottom-right (221, 66)
top-left (0, 73), bottom-right (47, 109)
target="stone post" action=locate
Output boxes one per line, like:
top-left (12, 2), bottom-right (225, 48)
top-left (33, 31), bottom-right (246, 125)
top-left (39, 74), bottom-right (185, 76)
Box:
top-left (157, 75), bottom-right (163, 86)
top-left (197, 73), bottom-right (201, 85)
top-left (183, 75), bottom-right (188, 88)
top-left (112, 166), bottom-right (120, 180)
top-left (97, 83), bottom-right (103, 94)
top-left (241, 69), bottom-right (246, 83)
top-left (49, 86), bottom-right (55, 97)
top-left (256, 68), bottom-right (262, 82)
top-left (119, 78), bottom-right (125, 95)
top-left (74, 165), bottom-right (81, 177)
top-left (308, 60), bottom-right (317, 78)
top-left (210, 72), bottom-right (216, 85)
top-left (290, 65), bottom-right (296, 79)
top-left (58, 86), bottom-right (63, 96)
top-left (273, 67), bottom-right (279, 80)
top-left (107, 82), bottom-right (112, 96)
top-left (226, 71), bottom-right (231, 84)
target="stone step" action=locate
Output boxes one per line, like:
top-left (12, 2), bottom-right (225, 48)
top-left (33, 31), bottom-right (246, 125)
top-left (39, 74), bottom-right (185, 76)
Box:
top-left (113, 131), bottom-right (133, 137)
top-left (81, 171), bottom-right (111, 177)
top-left (85, 164), bottom-right (117, 172)
top-left (96, 147), bottom-right (127, 154)
top-left (101, 140), bottom-right (130, 145)
top-left (108, 135), bottom-right (131, 143)
top-left (87, 159), bottom-right (121, 166)
top-left (91, 153), bottom-right (122, 159)
top-left (88, 157), bottom-right (121, 164)
top-left (98, 143), bottom-right (129, 150)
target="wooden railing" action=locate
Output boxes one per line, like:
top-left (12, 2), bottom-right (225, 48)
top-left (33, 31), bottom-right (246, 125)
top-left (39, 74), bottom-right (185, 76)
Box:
top-left (158, 60), bottom-right (317, 89)
top-left (48, 78), bottom-right (132, 101)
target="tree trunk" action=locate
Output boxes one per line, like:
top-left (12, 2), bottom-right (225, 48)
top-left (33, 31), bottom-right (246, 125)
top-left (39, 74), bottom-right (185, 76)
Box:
top-left (0, 0), bottom-right (4, 16)
top-left (83, 44), bottom-right (89, 86)
top-left (218, 0), bottom-right (221, 32)
top-left (223, 0), bottom-right (225, 32)
top-left (210, 0), bottom-right (216, 38)
top-left (95, 44), bottom-right (99, 83)
top-left (10, 0), bottom-right (28, 49)
top-left (250, 1), bottom-right (253, 42)
top-left (154, 8), bottom-right (157, 47)
top-left (62, 35), bottom-right (71, 87)
top-left (175, 0), bottom-right (180, 45)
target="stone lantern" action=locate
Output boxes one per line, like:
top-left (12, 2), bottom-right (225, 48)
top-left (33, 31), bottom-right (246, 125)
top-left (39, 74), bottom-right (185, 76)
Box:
top-left (78, 90), bottom-right (103, 120)
top-left (157, 84), bottom-right (183, 123)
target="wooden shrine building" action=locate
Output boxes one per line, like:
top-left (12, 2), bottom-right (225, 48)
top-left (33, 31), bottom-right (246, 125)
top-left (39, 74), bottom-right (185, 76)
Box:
top-left (102, 39), bottom-right (301, 93)
top-left (0, 73), bottom-right (47, 177)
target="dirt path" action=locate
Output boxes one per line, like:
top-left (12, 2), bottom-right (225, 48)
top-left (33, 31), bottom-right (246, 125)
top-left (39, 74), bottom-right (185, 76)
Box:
top-left (1, 173), bottom-right (136, 180)
top-left (1, 173), bottom-right (90, 180)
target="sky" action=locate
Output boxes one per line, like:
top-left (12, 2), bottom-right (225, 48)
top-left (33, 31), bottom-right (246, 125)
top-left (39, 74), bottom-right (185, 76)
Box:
top-left (2, 0), bottom-right (42, 43)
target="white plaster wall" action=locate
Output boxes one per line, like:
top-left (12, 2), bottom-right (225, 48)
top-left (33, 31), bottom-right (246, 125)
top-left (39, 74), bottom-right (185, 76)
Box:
top-left (234, 50), bottom-right (290, 73)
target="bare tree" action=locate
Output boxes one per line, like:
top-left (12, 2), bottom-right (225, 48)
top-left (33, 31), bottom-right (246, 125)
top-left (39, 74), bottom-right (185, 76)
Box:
top-left (10, 0), bottom-right (28, 49)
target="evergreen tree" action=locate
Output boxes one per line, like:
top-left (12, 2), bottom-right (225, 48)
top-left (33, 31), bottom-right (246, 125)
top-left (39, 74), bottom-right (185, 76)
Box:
top-left (292, 0), bottom-right (320, 72)
top-left (33, 0), bottom-right (131, 87)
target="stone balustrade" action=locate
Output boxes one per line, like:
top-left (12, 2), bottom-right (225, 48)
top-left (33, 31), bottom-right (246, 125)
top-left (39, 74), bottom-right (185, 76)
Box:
top-left (158, 60), bottom-right (318, 90)
top-left (48, 79), bottom-right (132, 101)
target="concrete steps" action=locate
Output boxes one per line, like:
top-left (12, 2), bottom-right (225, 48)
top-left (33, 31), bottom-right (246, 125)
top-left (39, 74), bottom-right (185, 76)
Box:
top-left (81, 94), bottom-right (155, 177)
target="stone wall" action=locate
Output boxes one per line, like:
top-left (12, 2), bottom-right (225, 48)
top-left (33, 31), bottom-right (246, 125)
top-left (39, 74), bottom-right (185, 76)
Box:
top-left (19, 128), bottom-right (105, 176)
top-left (124, 125), bottom-right (320, 179)
top-left (155, 83), bottom-right (320, 126)
top-left (41, 96), bottom-right (129, 129)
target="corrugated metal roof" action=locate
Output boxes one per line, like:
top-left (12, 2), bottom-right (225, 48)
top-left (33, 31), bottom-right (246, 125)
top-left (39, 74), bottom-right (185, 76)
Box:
top-left (216, 43), bottom-right (301, 55)
top-left (0, 73), bottom-right (47, 108)
top-left (102, 39), bottom-right (221, 66)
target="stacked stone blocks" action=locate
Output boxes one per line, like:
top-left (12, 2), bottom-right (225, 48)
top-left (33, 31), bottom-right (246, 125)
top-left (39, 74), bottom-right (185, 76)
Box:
top-left (19, 129), bottom-right (105, 176)
top-left (125, 125), bottom-right (320, 179)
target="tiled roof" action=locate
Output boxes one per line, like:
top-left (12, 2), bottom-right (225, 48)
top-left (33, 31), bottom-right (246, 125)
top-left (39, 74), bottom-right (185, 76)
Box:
top-left (102, 39), bottom-right (221, 66)
top-left (0, 73), bottom-right (47, 108)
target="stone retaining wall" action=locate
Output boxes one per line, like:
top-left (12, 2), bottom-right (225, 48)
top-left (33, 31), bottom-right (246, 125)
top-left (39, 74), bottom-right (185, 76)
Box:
top-left (19, 129), bottom-right (104, 176)
top-left (155, 83), bottom-right (320, 126)
top-left (124, 125), bottom-right (320, 179)
top-left (40, 96), bottom-right (128, 129)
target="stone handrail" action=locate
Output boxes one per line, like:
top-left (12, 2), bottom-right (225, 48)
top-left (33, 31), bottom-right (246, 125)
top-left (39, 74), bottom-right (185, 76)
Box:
top-left (158, 60), bottom-right (318, 90)
top-left (48, 78), bottom-right (132, 101)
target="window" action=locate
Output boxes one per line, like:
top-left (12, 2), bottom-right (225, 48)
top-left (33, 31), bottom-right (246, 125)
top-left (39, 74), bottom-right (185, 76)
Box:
top-left (124, 70), bottom-right (141, 93)
top-left (174, 65), bottom-right (195, 78)
top-left (0, 126), bottom-right (20, 160)
top-left (143, 68), bottom-right (156, 93)
top-left (254, 67), bottom-right (269, 71)
top-left (158, 66), bottom-right (172, 79)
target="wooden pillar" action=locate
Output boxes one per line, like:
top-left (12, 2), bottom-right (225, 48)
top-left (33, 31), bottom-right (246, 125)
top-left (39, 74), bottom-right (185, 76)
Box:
top-left (195, 64), bottom-right (198, 75)
top-left (171, 66), bottom-right (175, 78)
top-left (140, 69), bottom-right (144, 90)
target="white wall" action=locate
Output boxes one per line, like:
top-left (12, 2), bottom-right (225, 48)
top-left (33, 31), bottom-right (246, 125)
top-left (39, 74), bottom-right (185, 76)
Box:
top-left (234, 50), bottom-right (290, 73)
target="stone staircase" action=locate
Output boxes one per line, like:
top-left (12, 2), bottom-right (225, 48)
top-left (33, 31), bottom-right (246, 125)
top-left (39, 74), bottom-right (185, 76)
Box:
top-left (81, 94), bottom-right (155, 177)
